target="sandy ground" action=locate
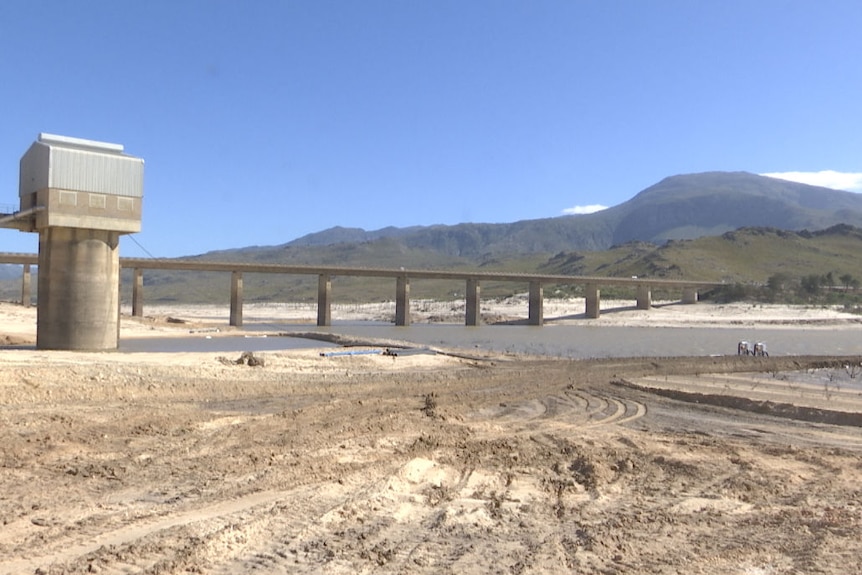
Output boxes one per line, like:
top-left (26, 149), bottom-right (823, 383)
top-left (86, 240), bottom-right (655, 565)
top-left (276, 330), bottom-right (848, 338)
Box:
top-left (1, 300), bottom-right (862, 574)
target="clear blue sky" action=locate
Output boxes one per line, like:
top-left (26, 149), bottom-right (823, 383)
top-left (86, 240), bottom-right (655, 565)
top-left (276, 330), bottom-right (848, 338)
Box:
top-left (2, 1), bottom-right (861, 258)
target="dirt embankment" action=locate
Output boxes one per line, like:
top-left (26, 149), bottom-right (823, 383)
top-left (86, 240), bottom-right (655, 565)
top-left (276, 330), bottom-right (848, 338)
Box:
top-left (1, 350), bottom-right (861, 574)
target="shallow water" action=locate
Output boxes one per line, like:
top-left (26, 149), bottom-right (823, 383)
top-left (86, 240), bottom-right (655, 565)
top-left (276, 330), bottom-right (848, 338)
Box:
top-left (119, 333), bottom-right (337, 354)
top-left (119, 320), bottom-right (862, 359)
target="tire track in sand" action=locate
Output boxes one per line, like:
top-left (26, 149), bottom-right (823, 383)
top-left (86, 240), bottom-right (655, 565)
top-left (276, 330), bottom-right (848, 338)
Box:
top-left (0, 486), bottom-right (346, 575)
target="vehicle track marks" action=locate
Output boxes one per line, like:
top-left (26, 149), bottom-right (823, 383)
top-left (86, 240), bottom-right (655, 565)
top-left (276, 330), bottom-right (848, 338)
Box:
top-left (0, 487), bottom-right (339, 575)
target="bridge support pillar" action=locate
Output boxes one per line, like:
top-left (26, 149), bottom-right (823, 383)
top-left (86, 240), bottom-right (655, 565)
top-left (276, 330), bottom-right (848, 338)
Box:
top-left (395, 276), bottom-right (410, 326)
top-left (682, 287), bottom-right (698, 304)
top-left (21, 263), bottom-right (31, 307)
top-left (636, 284), bottom-right (651, 310)
top-left (132, 268), bottom-right (143, 317)
top-left (585, 283), bottom-right (601, 319)
top-left (230, 271), bottom-right (243, 327)
top-left (317, 274), bottom-right (331, 326)
top-left (528, 281), bottom-right (543, 326)
top-left (466, 278), bottom-right (481, 326)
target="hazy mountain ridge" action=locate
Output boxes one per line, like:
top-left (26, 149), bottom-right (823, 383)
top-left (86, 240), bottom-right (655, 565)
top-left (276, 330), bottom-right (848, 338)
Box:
top-left (197, 171), bottom-right (862, 264)
top-left (286, 225), bottom-right (424, 247)
top-left (606, 172), bottom-right (862, 245)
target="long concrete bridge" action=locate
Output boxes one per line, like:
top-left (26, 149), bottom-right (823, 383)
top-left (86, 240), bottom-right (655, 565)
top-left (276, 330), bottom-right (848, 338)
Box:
top-left (0, 253), bottom-right (722, 327)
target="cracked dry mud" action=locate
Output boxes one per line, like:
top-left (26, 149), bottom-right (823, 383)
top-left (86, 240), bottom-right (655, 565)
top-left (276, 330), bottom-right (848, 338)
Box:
top-left (1, 349), bottom-right (861, 574)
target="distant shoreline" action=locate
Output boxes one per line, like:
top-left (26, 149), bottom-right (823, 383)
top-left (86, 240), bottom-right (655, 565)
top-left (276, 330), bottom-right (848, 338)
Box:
top-left (3, 299), bottom-right (861, 355)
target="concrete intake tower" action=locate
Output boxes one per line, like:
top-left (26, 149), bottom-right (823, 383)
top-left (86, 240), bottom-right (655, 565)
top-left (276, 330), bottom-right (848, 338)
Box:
top-left (17, 133), bottom-right (144, 350)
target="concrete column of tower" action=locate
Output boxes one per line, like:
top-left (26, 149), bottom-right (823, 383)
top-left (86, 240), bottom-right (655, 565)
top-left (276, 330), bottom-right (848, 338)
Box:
top-left (36, 227), bottom-right (120, 350)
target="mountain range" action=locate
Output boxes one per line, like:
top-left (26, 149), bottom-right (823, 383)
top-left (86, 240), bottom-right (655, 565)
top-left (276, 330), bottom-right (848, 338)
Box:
top-left (199, 171), bottom-right (862, 264)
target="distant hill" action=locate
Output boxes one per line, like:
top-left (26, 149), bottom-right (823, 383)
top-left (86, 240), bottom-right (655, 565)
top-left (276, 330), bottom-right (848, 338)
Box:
top-left (285, 225), bottom-right (423, 247)
top-left (0, 264), bottom-right (22, 280)
top-left (604, 171), bottom-right (862, 245)
top-left (199, 171), bottom-right (862, 264)
top-left (539, 224), bottom-right (862, 285)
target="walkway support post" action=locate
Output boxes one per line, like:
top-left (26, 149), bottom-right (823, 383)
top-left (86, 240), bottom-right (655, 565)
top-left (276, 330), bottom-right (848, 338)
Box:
top-left (21, 263), bottom-right (31, 307)
top-left (317, 274), bottom-right (331, 326)
top-left (395, 275), bottom-right (410, 326)
top-left (466, 278), bottom-right (481, 326)
top-left (682, 287), bottom-right (698, 304)
top-left (230, 271), bottom-right (243, 327)
top-left (585, 283), bottom-right (601, 319)
top-left (528, 281), bottom-right (543, 326)
top-left (636, 284), bottom-right (651, 310)
top-left (132, 268), bottom-right (144, 317)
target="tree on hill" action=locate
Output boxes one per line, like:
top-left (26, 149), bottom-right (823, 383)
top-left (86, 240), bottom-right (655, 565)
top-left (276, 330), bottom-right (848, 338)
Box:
top-left (840, 273), bottom-right (860, 292)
